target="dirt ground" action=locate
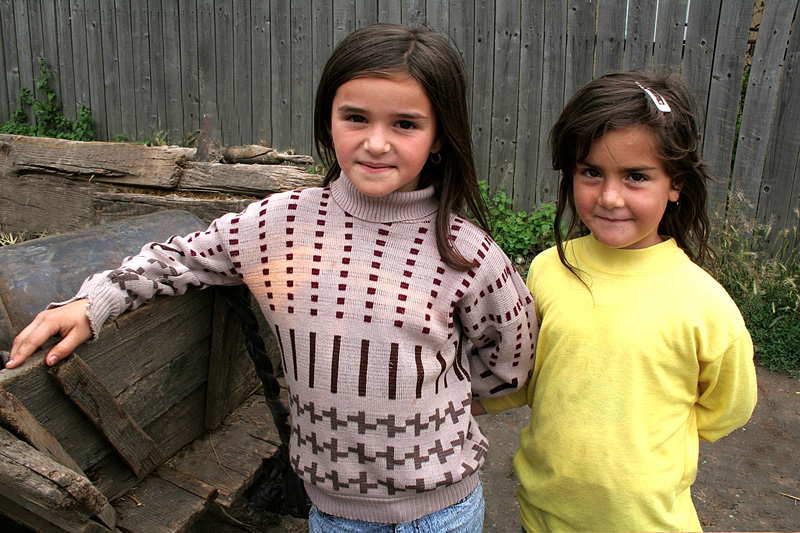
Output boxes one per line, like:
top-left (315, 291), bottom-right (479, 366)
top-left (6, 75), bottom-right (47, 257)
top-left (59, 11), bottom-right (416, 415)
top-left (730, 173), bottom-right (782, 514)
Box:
top-left (190, 365), bottom-right (799, 533)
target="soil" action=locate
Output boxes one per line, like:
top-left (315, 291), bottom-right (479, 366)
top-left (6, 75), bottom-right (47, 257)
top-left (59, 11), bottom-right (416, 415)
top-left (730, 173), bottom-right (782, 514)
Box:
top-left (189, 365), bottom-right (799, 533)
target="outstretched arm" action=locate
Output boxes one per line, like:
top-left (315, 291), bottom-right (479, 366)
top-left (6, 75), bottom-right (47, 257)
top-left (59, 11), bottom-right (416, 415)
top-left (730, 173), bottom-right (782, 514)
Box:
top-left (6, 299), bottom-right (91, 368)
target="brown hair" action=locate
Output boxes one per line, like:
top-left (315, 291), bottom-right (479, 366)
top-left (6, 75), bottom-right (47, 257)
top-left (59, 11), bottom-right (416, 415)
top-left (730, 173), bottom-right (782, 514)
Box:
top-left (549, 70), bottom-right (714, 274)
top-left (313, 23), bottom-right (489, 270)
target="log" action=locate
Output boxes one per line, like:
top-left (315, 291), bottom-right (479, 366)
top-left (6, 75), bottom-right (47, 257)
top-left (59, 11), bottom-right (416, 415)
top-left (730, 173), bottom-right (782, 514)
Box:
top-left (180, 161), bottom-right (324, 196)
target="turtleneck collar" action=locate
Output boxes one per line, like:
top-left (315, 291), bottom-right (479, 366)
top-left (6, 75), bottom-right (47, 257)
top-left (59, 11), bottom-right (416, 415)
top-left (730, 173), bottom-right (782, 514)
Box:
top-left (330, 172), bottom-right (439, 223)
top-left (570, 233), bottom-right (689, 275)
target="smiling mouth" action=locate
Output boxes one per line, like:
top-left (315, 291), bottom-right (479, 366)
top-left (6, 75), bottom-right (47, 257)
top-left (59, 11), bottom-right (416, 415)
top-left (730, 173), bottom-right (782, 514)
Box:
top-left (359, 161), bottom-right (394, 171)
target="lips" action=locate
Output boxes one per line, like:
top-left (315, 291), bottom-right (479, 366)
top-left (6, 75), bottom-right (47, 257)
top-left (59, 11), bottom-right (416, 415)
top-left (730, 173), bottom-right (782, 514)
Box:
top-left (358, 161), bottom-right (394, 172)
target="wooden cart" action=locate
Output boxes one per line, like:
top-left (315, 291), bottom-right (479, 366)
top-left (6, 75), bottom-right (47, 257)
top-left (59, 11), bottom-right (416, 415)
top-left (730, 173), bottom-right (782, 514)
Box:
top-left (0, 210), bottom-right (284, 532)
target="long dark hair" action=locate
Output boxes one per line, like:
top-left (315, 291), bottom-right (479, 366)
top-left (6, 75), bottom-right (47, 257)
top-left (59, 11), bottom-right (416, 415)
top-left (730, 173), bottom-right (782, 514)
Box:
top-left (314, 23), bottom-right (489, 270)
top-left (549, 70), bottom-right (714, 274)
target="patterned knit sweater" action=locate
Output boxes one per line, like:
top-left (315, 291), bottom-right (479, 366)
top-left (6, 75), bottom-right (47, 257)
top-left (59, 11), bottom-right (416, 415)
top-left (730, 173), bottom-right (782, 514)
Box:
top-left (66, 174), bottom-right (538, 522)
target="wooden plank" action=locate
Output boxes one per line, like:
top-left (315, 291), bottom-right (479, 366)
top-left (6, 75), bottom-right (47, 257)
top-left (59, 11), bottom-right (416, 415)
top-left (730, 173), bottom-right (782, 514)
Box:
top-left (401, 0), bottom-right (425, 26)
top-left (701, 0), bottom-right (752, 211)
top-left (623, 0), bottom-right (657, 70)
top-left (91, 191), bottom-right (254, 226)
top-left (54, 0), bottom-right (77, 120)
top-left (489, 0), bottom-right (521, 192)
top-left (233, 0), bottom-right (252, 146)
top-left (0, 426), bottom-right (110, 531)
top-left (251, 0), bottom-right (272, 146)
top-left (425, 0), bottom-right (448, 33)
top-left (0, 291), bottom-right (214, 473)
top-left (0, 387), bottom-right (83, 475)
top-left (99, 1), bottom-right (122, 141)
top-left (196, 0), bottom-right (218, 130)
top-left (756, 0), bottom-right (800, 240)
top-left (353, 0), bottom-right (377, 27)
top-left (0, 2), bottom-right (10, 124)
top-left (2, 134), bottom-right (184, 189)
top-left (214, 0), bottom-right (235, 145)
top-left (448, 0), bottom-right (475, 110)
top-left (681, 0), bottom-right (722, 142)
top-left (12, 0), bottom-right (34, 100)
top-left (565, 0), bottom-right (595, 111)
top-left (163, 0), bottom-right (184, 143)
top-left (114, 0), bottom-right (137, 139)
top-left (536, 0), bottom-right (567, 204)
top-left (271, 0), bottom-right (292, 151)
top-left (513, 0), bottom-right (544, 211)
top-left (155, 466), bottom-right (217, 501)
top-left (595, 0), bottom-right (626, 76)
top-left (113, 474), bottom-right (209, 533)
top-left (166, 394), bottom-right (279, 507)
top-left (180, 162), bottom-right (322, 195)
top-left (131, 0), bottom-right (154, 140)
top-left (652, 0), bottom-right (688, 73)
top-left (179, 0), bottom-right (200, 142)
top-left (147, 0), bottom-right (167, 142)
top-left (731, 0), bottom-right (796, 215)
top-left (205, 287), bottom-right (244, 430)
top-left (1, 0), bottom-right (22, 121)
top-left (47, 353), bottom-right (167, 479)
top-left (291, 0), bottom-right (313, 156)
top-left (472, 0), bottom-right (495, 185)
top-left (378, 0), bottom-right (402, 24)
top-left (84, 0), bottom-right (108, 140)
top-left (311, 0), bottom-right (332, 152)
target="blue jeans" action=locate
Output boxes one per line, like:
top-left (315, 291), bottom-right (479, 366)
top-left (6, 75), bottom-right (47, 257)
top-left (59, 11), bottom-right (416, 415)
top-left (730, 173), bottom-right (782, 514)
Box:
top-left (308, 481), bottom-right (484, 532)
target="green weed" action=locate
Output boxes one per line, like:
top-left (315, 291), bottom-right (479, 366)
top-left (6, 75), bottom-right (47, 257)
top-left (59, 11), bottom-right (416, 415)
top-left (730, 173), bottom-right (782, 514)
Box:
top-left (709, 190), bottom-right (800, 375)
top-left (1, 58), bottom-right (95, 141)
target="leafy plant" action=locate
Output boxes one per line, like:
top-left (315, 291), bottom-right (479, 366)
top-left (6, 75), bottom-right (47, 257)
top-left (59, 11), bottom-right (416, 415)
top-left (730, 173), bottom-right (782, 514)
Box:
top-left (477, 181), bottom-right (556, 271)
top-left (709, 190), bottom-right (800, 375)
top-left (1, 57), bottom-right (95, 141)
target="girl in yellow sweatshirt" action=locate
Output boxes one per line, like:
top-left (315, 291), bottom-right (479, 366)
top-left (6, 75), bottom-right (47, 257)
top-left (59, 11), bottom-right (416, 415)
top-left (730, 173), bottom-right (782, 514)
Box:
top-left (479, 71), bottom-right (757, 532)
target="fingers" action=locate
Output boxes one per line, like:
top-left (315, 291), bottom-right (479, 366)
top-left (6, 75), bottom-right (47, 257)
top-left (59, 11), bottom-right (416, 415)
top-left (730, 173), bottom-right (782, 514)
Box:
top-left (6, 300), bottom-right (91, 369)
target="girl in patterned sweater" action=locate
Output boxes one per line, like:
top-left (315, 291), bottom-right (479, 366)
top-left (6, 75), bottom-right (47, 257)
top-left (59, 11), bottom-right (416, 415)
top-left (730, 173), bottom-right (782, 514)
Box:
top-left (8, 24), bottom-right (537, 532)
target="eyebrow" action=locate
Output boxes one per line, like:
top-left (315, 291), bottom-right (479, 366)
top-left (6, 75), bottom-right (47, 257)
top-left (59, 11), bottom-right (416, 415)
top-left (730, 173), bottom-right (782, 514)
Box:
top-left (335, 104), bottom-right (430, 120)
top-left (577, 159), bottom-right (659, 173)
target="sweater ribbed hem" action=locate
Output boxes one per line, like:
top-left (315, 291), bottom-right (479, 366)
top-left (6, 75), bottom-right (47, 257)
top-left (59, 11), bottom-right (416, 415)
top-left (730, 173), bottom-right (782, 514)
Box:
top-left (305, 474), bottom-right (479, 523)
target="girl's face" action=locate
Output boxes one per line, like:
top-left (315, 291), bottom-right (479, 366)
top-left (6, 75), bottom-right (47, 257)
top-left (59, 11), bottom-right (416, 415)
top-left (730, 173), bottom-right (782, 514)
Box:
top-left (573, 126), bottom-right (681, 250)
top-left (330, 75), bottom-right (443, 197)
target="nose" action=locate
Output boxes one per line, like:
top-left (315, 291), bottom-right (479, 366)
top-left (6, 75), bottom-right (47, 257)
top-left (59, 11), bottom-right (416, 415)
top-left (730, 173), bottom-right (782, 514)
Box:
top-left (364, 126), bottom-right (391, 155)
top-left (599, 180), bottom-right (624, 208)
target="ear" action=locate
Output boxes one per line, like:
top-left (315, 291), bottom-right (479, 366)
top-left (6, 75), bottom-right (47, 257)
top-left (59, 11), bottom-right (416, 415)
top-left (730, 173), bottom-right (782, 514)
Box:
top-left (431, 137), bottom-right (444, 156)
top-left (669, 182), bottom-right (683, 202)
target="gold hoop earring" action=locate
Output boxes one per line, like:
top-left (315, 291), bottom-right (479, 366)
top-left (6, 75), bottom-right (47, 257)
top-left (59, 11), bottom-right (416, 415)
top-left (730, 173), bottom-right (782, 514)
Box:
top-left (430, 152), bottom-right (442, 164)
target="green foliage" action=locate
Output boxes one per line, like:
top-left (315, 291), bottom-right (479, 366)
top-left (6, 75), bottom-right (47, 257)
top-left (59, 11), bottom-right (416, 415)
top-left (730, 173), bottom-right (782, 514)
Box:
top-left (709, 190), bottom-right (800, 375)
top-left (113, 128), bottom-right (198, 147)
top-left (478, 181), bottom-right (556, 271)
top-left (1, 58), bottom-right (95, 141)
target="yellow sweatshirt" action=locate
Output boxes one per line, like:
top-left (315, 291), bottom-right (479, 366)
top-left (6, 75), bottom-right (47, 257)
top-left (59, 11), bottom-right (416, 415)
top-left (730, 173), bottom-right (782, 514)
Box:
top-left (482, 235), bottom-right (757, 532)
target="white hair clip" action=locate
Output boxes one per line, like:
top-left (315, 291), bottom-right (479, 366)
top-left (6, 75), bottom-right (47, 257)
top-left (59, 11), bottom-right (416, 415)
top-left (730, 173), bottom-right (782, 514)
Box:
top-left (636, 81), bottom-right (671, 112)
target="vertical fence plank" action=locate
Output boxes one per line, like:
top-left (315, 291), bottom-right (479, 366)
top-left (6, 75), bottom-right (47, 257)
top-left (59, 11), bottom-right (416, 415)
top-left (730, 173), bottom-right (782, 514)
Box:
top-left (252, 0), bottom-right (271, 146)
top-left (701, 0), bottom-right (751, 211)
top-left (595, 0), bottom-right (625, 76)
top-left (54, 1), bottom-right (76, 120)
top-left (681, 0), bottom-right (721, 143)
top-left (291, 0), bottom-right (312, 155)
top-left (355, 0), bottom-right (379, 27)
top-left (378, 0), bottom-right (402, 23)
top-left (448, 0), bottom-right (475, 110)
top-left (271, 0), bottom-right (292, 150)
top-left (623, 0), bottom-right (657, 70)
top-left (115, 0), bottom-right (137, 139)
top-left (214, 0), bottom-right (235, 145)
top-left (163, 1), bottom-right (184, 142)
top-left (472, 0), bottom-right (495, 184)
top-left (100, 1), bottom-right (122, 140)
top-left (652, 0), bottom-right (688, 73)
top-left (756, 0), bottom-right (800, 237)
top-left (426, 0), bottom-right (448, 34)
top-left (513, 1), bottom-right (544, 211)
top-left (489, 0), bottom-right (521, 191)
top-left (131, 0), bottom-right (153, 139)
top-left (0, 3), bottom-right (8, 124)
top-left (148, 0), bottom-right (167, 139)
top-left (565, 0), bottom-right (595, 101)
top-left (2, 0), bottom-right (21, 123)
top-left (13, 0), bottom-right (34, 102)
top-left (333, 0), bottom-right (355, 46)
top-left (311, 0), bottom-right (333, 156)
top-left (233, 0), bottom-right (252, 146)
top-left (535, 0), bottom-right (566, 204)
top-left (731, 0), bottom-right (795, 213)
top-left (197, 0), bottom-right (218, 137)
top-left (401, 0), bottom-right (425, 26)
top-left (179, 0), bottom-right (200, 143)
top-left (84, 0), bottom-right (108, 139)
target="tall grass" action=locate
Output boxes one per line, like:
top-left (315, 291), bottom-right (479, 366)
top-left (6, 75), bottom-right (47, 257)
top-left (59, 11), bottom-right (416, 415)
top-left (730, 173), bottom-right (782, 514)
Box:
top-left (709, 190), bottom-right (800, 375)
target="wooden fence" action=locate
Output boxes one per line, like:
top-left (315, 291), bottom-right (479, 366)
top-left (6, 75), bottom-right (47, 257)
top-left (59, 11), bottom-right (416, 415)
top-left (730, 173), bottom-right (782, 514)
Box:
top-left (0, 0), bottom-right (798, 242)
